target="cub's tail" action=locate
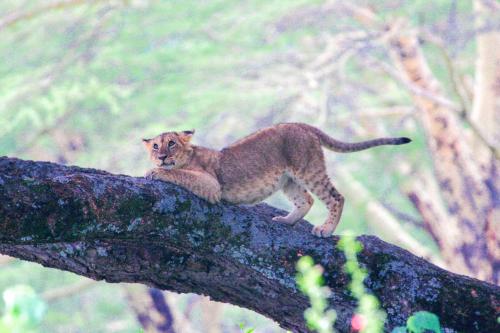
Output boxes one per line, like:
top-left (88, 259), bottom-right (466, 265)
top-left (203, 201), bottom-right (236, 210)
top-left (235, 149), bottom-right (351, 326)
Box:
top-left (301, 124), bottom-right (411, 153)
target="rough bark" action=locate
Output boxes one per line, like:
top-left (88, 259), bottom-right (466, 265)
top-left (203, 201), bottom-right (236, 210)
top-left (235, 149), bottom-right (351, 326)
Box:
top-left (0, 157), bottom-right (499, 333)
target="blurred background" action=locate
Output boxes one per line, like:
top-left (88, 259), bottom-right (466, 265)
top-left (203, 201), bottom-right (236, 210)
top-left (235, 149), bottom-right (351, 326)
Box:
top-left (0, 0), bottom-right (498, 332)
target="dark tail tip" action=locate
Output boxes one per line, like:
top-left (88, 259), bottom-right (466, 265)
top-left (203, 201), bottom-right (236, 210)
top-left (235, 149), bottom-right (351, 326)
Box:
top-left (398, 137), bottom-right (412, 144)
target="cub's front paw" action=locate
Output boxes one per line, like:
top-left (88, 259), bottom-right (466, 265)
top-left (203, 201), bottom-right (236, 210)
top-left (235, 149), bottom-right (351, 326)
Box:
top-left (311, 223), bottom-right (335, 238)
top-left (144, 169), bottom-right (160, 180)
top-left (206, 191), bottom-right (221, 204)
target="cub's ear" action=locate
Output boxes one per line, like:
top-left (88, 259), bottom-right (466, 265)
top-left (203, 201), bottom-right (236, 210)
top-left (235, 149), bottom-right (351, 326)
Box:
top-left (180, 129), bottom-right (195, 142)
top-left (142, 138), bottom-right (151, 146)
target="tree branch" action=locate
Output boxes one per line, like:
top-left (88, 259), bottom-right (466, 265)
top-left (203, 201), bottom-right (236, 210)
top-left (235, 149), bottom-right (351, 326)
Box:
top-left (0, 0), bottom-right (110, 31)
top-left (0, 157), bottom-right (498, 332)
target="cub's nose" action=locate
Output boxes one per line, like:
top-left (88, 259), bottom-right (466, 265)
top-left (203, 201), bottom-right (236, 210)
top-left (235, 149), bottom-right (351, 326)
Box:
top-left (158, 154), bottom-right (167, 160)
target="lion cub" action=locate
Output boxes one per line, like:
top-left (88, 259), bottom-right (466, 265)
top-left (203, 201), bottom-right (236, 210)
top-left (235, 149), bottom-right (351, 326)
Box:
top-left (143, 123), bottom-right (410, 237)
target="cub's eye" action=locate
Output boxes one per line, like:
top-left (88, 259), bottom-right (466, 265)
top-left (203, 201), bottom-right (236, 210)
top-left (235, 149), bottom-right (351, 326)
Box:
top-left (152, 143), bottom-right (159, 150)
top-left (168, 140), bottom-right (176, 147)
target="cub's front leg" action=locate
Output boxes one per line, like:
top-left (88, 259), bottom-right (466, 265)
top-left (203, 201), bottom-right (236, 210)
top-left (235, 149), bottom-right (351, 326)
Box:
top-left (145, 168), bottom-right (221, 204)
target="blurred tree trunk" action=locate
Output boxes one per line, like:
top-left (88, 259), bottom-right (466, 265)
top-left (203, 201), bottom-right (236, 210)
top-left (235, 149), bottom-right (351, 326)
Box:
top-left (125, 286), bottom-right (214, 333)
top-left (199, 296), bottom-right (224, 333)
top-left (125, 285), bottom-right (176, 333)
top-left (385, 21), bottom-right (499, 283)
top-left (291, 3), bottom-right (500, 283)
top-left (0, 254), bottom-right (13, 266)
top-left (471, 0), bottom-right (500, 145)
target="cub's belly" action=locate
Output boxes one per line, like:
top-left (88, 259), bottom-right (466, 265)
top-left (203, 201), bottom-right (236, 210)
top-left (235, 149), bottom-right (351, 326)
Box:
top-left (221, 173), bottom-right (288, 204)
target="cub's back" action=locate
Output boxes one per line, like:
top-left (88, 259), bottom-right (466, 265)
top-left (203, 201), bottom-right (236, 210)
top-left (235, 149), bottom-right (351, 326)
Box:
top-left (217, 123), bottom-right (319, 187)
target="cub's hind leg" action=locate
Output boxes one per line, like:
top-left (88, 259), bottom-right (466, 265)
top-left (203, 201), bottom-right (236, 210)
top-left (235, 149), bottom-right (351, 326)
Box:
top-left (309, 182), bottom-right (344, 237)
top-left (292, 158), bottom-right (344, 237)
top-left (272, 179), bottom-right (314, 225)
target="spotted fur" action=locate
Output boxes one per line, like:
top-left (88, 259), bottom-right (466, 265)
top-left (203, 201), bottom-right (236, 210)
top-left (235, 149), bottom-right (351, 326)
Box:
top-left (143, 123), bottom-right (411, 237)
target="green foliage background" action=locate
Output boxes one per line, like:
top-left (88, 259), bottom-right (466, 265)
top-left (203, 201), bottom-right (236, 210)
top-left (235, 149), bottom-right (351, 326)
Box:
top-left (0, 0), bottom-right (478, 331)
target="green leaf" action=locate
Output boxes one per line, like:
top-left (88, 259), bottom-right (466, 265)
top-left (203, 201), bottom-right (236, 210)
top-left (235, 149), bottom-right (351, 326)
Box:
top-left (296, 256), bottom-right (314, 271)
top-left (1, 285), bottom-right (46, 332)
top-left (406, 311), bottom-right (441, 333)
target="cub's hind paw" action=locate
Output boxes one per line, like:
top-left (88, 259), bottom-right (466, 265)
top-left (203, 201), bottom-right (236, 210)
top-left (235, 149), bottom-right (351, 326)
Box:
top-left (312, 224), bottom-right (335, 238)
top-left (272, 215), bottom-right (298, 225)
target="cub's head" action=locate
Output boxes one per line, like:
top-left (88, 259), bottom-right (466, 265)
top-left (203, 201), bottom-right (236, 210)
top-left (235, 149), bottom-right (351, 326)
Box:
top-left (142, 130), bottom-right (195, 169)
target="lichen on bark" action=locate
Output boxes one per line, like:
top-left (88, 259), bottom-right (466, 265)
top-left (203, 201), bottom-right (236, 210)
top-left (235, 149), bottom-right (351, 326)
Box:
top-left (0, 156), bottom-right (499, 333)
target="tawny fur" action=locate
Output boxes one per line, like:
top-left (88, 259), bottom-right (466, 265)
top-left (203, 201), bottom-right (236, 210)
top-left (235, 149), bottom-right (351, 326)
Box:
top-left (143, 123), bottom-right (410, 237)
